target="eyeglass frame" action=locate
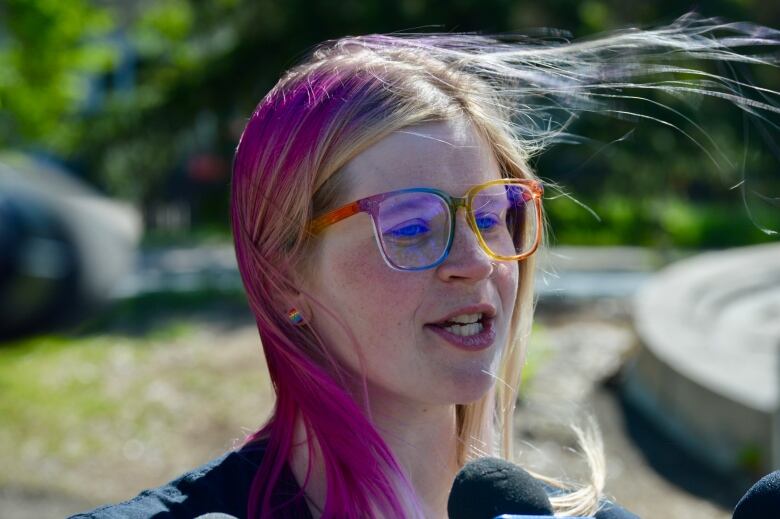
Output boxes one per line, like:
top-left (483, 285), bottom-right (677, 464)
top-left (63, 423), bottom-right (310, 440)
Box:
top-left (308, 178), bottom-right (544, 272)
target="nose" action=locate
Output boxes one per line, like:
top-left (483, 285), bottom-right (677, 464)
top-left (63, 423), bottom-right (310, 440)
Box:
top-left (436, 211), bottom-right (494, 282)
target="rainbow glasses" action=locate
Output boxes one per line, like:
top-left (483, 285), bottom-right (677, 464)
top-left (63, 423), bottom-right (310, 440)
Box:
top-left (309, 179), bottom-right (544, 271)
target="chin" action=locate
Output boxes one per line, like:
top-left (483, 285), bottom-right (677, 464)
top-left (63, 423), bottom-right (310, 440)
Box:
top-left (447, 370), bottom-right (497, 405)
top-left (450, 348), bottom-right (504, 403)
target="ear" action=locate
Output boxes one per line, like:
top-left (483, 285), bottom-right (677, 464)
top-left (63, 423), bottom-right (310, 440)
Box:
top-left (274, 270), bottom-right (314, 325)
top-left (284, 291), bottom-right (313, 325)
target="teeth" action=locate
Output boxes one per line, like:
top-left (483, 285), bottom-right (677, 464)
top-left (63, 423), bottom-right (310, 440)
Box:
top-left (443, 321), bottom-right (484, 336)
top-left (449, 313), bottom-right (482, 324)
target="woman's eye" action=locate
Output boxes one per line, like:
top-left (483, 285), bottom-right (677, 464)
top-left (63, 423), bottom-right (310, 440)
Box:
top-left (475, 213), bottom-right (501, 231)
top-left (384, 220), bottom-right (431, 240)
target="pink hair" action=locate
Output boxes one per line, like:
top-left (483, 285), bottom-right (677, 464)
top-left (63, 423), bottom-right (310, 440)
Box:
top-left (231, 53), bottom-right (430, 518)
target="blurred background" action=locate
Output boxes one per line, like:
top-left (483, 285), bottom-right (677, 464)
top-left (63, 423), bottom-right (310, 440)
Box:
top-left (1, 1), bottom-right (779, 518)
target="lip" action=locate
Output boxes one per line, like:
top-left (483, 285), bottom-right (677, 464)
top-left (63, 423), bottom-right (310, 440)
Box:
top-left (425, 304), bottom-right (498, 352)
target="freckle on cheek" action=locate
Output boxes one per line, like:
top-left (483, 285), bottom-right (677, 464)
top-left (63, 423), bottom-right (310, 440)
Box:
top-left (334, 250), bottom-right (413, 314)
top-left (338, 252), bottom-right (379, 285)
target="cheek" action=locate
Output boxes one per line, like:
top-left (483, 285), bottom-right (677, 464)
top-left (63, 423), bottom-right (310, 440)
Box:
top-left (345, 255), bottom-right (425, 327)
top-left (312, 234), bottom-right (424, 346)
top-left (496, 262), bottom-right (520, 306)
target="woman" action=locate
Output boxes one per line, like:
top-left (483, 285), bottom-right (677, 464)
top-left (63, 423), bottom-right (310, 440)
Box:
top-left (231, 40), bottom-right (554, 518)
top-left (73, 15), bottom-right (779, 519)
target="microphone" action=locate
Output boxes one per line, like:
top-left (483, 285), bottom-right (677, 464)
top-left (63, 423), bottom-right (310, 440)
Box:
top-left (733, 470), bottom-right (780, 518)
top-left (447, 457), bottom-right (554, 519)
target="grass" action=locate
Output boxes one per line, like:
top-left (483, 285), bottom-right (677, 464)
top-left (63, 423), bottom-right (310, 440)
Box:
top-left (0, 326), bottom-right (188, 457)
top-left (0, 291), bottom-right (272, 504)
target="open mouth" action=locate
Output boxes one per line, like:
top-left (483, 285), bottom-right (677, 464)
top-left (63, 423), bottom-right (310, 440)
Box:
top-left (426, 311), bottom-right (496, 350)
top-left (436, 313), bottom-right (485, 337)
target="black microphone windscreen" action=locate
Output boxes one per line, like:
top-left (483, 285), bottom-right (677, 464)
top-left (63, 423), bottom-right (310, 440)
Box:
top-left (733, 470), bottom-right (780, 519)
top-left (448, 457), bottom-right (553, 519)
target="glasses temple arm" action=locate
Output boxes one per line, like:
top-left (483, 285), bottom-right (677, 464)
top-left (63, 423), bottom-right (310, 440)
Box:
top-left (308, 201), bottom-right (362, 234)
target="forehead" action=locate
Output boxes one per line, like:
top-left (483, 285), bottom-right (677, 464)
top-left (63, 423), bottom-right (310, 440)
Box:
top-left (339, 119), bottom-right (502, 202)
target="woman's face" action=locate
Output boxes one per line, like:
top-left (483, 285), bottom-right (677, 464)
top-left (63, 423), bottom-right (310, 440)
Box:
top-left (302, 119), bottom-right (519, 408)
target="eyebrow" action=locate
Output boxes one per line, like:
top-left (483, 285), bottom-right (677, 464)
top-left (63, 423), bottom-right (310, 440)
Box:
top-left (378, 193), bottom-right (447, 218)
top-left (383, 195), bottom-right (440, 211)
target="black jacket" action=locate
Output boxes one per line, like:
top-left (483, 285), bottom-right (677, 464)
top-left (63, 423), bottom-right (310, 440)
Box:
top-left (70, 441), bottom-right (639, 518)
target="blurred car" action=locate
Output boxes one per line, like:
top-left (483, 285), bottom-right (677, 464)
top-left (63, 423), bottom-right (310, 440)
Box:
top-left (0, 152), bottom-right (141, 340)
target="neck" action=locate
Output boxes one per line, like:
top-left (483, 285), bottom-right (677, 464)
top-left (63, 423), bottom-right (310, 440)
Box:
top-left (374, 400), bottom-right (460, 518)
top-left (290, 396), bottom-right (460, 519)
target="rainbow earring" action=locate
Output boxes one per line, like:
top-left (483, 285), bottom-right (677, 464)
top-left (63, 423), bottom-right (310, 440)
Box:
top-left (287, 308), bottom-right (304, 325)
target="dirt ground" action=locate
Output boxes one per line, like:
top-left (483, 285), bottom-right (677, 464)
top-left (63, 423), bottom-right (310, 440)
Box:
top-left (517, 302), bottom-right (749, 519)
top-left (2, 301), bottom-right (750, 518)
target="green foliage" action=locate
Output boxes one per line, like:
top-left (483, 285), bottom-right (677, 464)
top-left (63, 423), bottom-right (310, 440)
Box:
top-left (737, 443), bottom-right (765, 476)
top-left (545, 193), bottom-right (780, 247)
top-left (522, 323), bottom-right (552, 391)
top-left (0, 0), bottom-right (116, 150)
top-left (136, 0), bottom-right (194, 45)
top-left (579, 1), bottom-right (615, 31)
top-left (1, 0), bottom-right (778, 246)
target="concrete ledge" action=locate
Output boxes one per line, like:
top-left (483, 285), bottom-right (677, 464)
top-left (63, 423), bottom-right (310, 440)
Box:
top-left (626, 243), bottom-right (780, 473)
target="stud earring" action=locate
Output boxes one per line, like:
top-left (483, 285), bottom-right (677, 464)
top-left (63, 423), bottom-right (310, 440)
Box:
top-left (287, 308), bottom-right (305, 325)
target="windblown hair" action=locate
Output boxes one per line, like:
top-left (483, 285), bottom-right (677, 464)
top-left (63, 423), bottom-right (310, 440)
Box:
top-left (230, 14), bottom-right (780, 518)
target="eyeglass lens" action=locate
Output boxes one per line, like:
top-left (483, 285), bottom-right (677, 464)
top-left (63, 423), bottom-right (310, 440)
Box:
top-left (376, 192), bottom-right (452, 269)
top-left (473, 183), bottom-right (535, 258)
top-left (373, 182), bottom-right (536, 270)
